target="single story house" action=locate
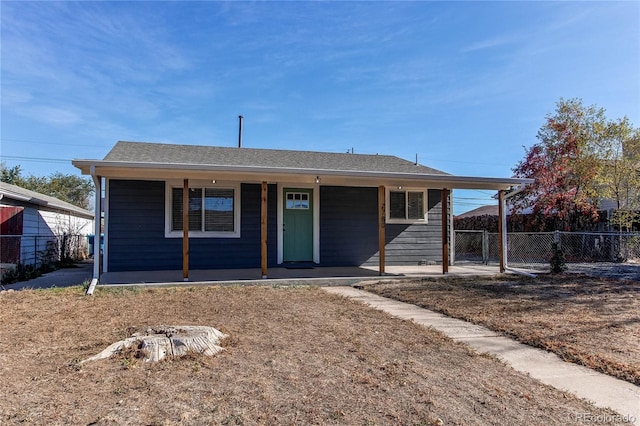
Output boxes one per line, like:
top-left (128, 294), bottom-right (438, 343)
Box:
top-left (73, 141), bottom-right (530, 292)
top-left (0, 182), bottom-right (94, 269)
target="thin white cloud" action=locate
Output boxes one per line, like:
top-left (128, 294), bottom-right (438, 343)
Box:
top-left (463, 36), bottom-right (517, 52)
top-left (33, 106), bottom-right (82, 126)
top-left (0, 1), bottom-right (201, 137)
top-left (1, 88), bottom-right (33, 105)
top-left (1, 1), bottom-right (637, 180)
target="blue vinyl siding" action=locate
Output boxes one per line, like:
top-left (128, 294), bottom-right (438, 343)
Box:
top-left (107, 180), bottom-right (443, 271)
top-left (319, 186), bottom-right (379, 266)
top-left (374, 189), bottom-right (443, 265)
top-left (319, 187), bottom-right (443, 266)
top-left (107, 180), bottom-right (277, 272)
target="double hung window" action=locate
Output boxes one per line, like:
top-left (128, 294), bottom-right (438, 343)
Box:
top-left (387, 189), bottom-right (427, 223)
top-left (166, 183), bottom-right (240, 238)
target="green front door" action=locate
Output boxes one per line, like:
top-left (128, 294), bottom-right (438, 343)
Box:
top-left (283, 188), bottom-right (313, 262)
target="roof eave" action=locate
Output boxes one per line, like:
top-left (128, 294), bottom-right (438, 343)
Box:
top-left (72, 159), bottom-right (531, 191)
top-left (0, 192), bottom-right (94, 218)
top-left (1, 183), bottom-right (94, 218)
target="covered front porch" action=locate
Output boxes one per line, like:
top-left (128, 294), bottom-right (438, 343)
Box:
top-left (98, 263), bottom-right (509, 286)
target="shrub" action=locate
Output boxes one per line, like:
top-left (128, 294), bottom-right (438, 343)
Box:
top-left (0, 263), bottom-right (43, 285)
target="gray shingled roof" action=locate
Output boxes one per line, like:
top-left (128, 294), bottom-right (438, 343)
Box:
top-left (454, 205), bottom-right (499, 219)
top-left (104, 141), bottom-right (450, 176)
top-left (0, 182), bottom-right (94, 219)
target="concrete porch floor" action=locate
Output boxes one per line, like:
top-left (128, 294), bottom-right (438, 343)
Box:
top-left (99, 264), bottom-right (515, 287)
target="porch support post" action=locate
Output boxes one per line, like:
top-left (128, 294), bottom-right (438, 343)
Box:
top-left (498, 189), bottom-right (506, 273)
top-left (441, 188), bottom-right (450, 274)
top-left (261, 181), bottom-right (268, 279)
top-left (86, 169), bottom-right (101, 295)
top-left (378, 185), bottom-right (386, 275)
top-left (183, 179), bottom-right (189, 281)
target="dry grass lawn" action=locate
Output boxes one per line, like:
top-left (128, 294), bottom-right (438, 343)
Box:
top-left (363, 274), bottom-right (640, 386)
top-left (0, 284), bottom-right (621, 425)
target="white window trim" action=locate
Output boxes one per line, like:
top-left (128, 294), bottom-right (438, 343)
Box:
top-left (385, 187), bottom-right (428, 224)
top-left (164, 180), bottom-right (241, 238)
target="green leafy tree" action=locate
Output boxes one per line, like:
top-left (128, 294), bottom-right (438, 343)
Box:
top-left (40, 172), bottom-right (94, 210)
top-left (0, 163), bottom-right (94, 209)
top-left (595, 117), bottom-right (640, 231)
top-left (0, 163), bottom-right (23, 185)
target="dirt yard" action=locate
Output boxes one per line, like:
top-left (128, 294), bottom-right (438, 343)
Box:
top-left (0, 285), bottom-right (623, 425)
top-left (363, 274), bottom-right (640, 386)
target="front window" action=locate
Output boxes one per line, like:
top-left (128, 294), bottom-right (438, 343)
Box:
top-left (387, 189), bottom-right (427, 222)
top-left (166, 183), bottom-right (240, 238)
top-left (286, 192), bottom-right (310, 209)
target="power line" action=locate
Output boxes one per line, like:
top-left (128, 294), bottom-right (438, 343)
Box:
top-left (469, 189), bottom-right (497, 196)
top-left (454, 205), bottom-right (492, 209)
top-left (1, 138), bottom-right (96, 148)
top-left (417, 154), bottom-right (514, 169)
top-left (453, 196), bottom-right (497, 201)
top-left (1, 155), bottom-right (71, 164)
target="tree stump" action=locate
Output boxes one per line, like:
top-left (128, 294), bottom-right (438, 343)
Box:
top-left (83, 325), bottom-right (228, 363)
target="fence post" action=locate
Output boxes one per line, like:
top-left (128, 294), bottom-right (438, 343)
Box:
top-left (482, 230), bottom-right (489, 264)
top-left (451, 230), bottom-right (456, 264)
top-left (441, 188), bottom-right (450, 274)
top-left (498, 190), bottom-right (506, 272)
top-left (554, 230), bottom-right (560, 246)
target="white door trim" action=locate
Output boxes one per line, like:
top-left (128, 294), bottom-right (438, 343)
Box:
top-left (277, 183), bottom-right (320, 264)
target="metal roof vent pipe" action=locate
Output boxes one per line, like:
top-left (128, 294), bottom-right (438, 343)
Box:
top-left (238, 115), bottom-right (244, 148)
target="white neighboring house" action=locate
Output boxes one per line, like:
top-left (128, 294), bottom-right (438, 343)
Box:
top-left (0, 182), bottom-right (94, 269)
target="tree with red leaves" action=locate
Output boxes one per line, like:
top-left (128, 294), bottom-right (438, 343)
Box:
top-left (512, 99), bottom-right (607, 231)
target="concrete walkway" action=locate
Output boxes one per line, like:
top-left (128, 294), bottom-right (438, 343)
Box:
top-left (323, 286), bottom-right (640, 425)
top-left (2, 260), bottom-right (93, 290)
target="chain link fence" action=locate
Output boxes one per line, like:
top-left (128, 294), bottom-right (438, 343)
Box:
top-left (454, 230), bottom-right (640, 269)
top-left (0, 234), bottom-right (89, 268)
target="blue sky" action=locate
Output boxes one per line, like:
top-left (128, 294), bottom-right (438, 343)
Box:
top-left (1, 1), bottom-right (638, 214)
